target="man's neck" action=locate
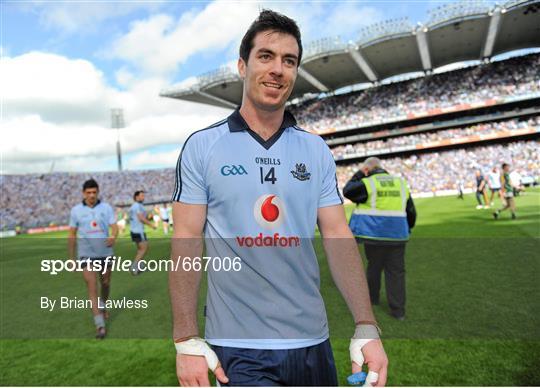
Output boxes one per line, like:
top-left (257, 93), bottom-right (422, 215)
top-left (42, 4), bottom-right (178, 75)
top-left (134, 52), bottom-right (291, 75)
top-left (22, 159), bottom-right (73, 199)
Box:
top-left (239, 100), bottom-right (285, 141)
top-left (84, 200), bottom-right (97, 208)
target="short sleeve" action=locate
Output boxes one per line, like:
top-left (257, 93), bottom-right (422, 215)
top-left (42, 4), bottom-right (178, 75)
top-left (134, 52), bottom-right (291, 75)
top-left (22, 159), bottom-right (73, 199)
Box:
top-left (172, 134), bottom-right (208, 204)
top-left (318, 143), bottom-right (343, 208)
top-left (69, 207), bottom-right (78, 228)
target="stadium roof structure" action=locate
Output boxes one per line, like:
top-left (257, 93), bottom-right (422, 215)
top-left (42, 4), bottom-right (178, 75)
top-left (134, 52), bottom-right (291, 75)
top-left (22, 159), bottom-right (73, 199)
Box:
top-left (160, 0), bottom-right (540, 109)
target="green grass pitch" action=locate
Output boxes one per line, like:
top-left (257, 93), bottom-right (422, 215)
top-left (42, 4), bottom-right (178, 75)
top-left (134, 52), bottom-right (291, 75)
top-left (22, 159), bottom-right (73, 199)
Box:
top-left (1, 189), bottom-right (539, 386)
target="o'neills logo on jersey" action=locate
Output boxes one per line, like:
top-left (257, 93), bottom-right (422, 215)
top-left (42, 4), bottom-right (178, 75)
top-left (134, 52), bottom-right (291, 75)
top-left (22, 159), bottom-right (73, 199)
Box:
top-left (235, 195), bottom-right (300, 248)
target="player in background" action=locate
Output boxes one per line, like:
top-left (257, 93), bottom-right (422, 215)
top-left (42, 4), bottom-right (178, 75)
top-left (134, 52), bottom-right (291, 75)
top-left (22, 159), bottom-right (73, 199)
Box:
top-left (153, 205), bottom-right (161, 229)
top-left (474, 170), bottom-right (490, 209)
top-left (159, 203), bottom-right (170, 235)
top-left (129, 190), bottom-right (155, 275)
top-left (68, 179), bottom-right (117, 339)
top-left (457, 178), bottom-right (464, 200)
top-left (116, 207), bottom-right (127, 235)
top-left (168, 205), bottom-right (174, 228)
top-left (509, 169), bottom-right (524, 196)
top-left (494, 163), bottom-right (517, 220)
top-left (169, 10), bottom-right (387, 387)
top-left (487, 167), bottom-right (503, 206)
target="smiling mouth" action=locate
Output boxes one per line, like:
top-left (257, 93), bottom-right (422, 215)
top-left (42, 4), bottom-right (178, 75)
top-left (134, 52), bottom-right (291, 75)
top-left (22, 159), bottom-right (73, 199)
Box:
top-left (262, 82), bottom-right (283, 89)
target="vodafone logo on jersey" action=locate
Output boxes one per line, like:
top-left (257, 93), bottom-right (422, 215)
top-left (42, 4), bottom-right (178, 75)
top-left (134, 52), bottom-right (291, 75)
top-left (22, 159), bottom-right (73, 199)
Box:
top-left (236, 195), bottom-right (300, 248)
top-left (253, 194), bottom-right (285, 229)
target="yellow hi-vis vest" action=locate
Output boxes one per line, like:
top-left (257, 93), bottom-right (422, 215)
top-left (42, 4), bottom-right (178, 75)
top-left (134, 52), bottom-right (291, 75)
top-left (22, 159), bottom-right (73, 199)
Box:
top-left (349, 173), bottom-right (410, 241)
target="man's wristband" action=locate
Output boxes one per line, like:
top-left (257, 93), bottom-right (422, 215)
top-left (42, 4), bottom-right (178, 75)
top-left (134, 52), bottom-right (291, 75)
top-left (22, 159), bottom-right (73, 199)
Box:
top-left (353, 323), bottom-right (381, 340)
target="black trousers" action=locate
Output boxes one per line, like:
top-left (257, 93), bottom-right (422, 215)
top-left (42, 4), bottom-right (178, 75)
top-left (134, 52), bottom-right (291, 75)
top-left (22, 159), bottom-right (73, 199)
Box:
top-left (364, 243), bottom-right (406, 317)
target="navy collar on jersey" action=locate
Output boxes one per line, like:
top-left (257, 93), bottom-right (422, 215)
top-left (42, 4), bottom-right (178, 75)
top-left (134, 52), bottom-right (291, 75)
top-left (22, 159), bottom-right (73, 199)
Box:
top-left (82, 199), bottom-right (101, 207)
top-left (227, 109), bottom-right (297, 150)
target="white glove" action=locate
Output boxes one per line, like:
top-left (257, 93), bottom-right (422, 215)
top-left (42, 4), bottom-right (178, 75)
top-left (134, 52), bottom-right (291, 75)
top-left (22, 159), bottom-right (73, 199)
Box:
top-left (350, 325), bottom-right (380, 386)
top-left (174, 337), bottom-right (220, 371)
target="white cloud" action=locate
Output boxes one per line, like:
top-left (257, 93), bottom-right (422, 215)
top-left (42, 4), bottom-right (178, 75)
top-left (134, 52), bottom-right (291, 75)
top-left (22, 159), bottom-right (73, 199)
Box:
top-left (1, 51), bottom-right (231, 174)
top-left (2, 52), bottom-right (118, 124)
top-left (128, 149), bottom-right (180, 169)
top-left (31, 2), bottom-right (164, 34)
top-left (109, 1), bottom-right (260, 76)
top-left (115, 67), bottom-right (136, 88)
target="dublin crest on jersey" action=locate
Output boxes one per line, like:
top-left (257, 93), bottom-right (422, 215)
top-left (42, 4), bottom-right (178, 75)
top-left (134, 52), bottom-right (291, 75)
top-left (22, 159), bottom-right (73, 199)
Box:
top-left (291, 163), bottom-right (311, 181)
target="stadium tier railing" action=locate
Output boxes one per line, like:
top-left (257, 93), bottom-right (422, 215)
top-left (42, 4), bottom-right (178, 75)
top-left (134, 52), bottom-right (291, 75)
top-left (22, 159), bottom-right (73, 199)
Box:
top-left (333, 126), bottom-right (540, 161)
top-left (309, 92), bottom-right (540, 136)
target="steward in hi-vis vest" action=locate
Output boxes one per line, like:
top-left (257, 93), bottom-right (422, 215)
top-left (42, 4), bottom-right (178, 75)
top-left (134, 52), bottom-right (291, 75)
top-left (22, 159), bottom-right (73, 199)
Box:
top-left (349, 173), bottom-right (411, 241)
top-left (343, 157), bottom-right (416, 321)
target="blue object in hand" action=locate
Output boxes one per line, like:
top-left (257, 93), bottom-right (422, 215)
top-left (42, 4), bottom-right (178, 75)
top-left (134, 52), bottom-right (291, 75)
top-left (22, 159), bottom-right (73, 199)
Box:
top-left (347, 371), bottom-right (367, 385)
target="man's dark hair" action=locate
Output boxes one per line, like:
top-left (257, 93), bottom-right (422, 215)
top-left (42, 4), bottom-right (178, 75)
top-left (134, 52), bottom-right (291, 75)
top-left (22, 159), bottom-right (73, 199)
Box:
top-left (82, 179), bottom-right (99, 191)
top-left (133, 190), bottom-right (144, 200)
top-left (239, 9), bottom-right (302, 66)
top-left (502, 163), bottom-right (509, 169)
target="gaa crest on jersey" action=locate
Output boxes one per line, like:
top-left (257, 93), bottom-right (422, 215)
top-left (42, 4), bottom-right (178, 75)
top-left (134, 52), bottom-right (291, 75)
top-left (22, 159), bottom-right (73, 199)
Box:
top-left (290, 163), bottom-right (311, 181)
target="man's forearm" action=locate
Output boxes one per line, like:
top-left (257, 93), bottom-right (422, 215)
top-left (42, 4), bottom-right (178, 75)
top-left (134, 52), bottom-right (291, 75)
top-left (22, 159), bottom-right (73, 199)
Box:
top-left (323, 236), bottom-right (376, 325)
top-left (68, 237), bottom-right (76, 260)
top-left (169, 236), bottom-right (204, 341)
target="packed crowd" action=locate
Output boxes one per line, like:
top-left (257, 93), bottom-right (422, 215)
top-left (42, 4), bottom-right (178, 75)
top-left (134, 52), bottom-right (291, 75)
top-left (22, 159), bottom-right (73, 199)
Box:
top-left (331, 116), bottom-right (540, 159)
top-left (2, 140), bottom-right (538, 229)
top-left (290, 54), bottom-right (540, 132)
top-left (336, 140), bottom-right (540, 194)
top-left (0, 169), bottom-right (175, 230)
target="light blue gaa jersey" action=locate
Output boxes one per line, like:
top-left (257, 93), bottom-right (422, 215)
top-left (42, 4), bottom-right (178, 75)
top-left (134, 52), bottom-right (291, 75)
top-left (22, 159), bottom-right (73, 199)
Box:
top-left (129, 202), bottom-right (146, 233)
top-left (172, 110), bottom-right (343, 350)
top-left (69, 200), bottom-right (115, 258)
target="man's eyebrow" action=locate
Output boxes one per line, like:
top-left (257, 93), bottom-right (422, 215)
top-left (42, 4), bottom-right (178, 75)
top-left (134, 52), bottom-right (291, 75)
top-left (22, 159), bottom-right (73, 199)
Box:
top-left (256, 48), bottom-right (298, 60)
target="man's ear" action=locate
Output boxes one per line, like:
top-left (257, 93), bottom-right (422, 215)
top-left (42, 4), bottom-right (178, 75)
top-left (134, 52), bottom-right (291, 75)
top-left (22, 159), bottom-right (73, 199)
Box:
top-left (238, 57), bottom-right (246, 79)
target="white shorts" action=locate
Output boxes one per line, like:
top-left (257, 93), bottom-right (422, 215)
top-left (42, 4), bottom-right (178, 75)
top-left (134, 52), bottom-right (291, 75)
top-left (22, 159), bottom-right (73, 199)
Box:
top-left (117, 219), bottom-right (126, 227)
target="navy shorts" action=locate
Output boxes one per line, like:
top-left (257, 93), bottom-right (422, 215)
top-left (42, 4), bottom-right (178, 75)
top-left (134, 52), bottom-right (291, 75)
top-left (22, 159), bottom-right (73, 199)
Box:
top-left (211, 339), bottom-right (338, 386)
top-left (130, 232), bottom-right (147, 243)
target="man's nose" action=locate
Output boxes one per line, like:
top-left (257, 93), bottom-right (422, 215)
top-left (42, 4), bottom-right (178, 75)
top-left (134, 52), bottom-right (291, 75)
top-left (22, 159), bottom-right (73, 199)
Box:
top-left (269, 58), bottom-right (284, 76)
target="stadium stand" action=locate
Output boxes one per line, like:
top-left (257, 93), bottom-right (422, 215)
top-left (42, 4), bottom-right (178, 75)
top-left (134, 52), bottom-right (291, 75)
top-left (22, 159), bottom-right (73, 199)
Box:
top-left (0, 170), bottom-right (174, 230)
top-left (331, 116), bottom-right (540, 160)
top-left (289, 53), bottom-right (539, 133)
top-left (336, 140), bottom-right (539, 195)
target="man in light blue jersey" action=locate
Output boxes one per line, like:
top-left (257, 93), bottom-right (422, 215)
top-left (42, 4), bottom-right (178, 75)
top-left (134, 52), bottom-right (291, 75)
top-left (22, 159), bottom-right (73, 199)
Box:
top-left (170, 10), bottom-right (388, 387)
top-left (68, 179), bottom-right (117, 339)
top-left (129, 190), bottom-right (156, 275)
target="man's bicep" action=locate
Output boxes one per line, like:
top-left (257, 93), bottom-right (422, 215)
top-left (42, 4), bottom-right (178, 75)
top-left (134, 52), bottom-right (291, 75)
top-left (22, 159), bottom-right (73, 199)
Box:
top-left (172, 202), bottom-right (207, 238)
top-left (317, 204), bottom-right (353, 238)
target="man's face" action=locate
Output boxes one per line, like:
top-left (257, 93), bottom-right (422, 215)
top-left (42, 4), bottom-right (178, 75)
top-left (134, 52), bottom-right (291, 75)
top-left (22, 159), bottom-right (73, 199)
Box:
top-left (238, 30), bottom-right (299, 112)
top-left (137, 193), bottom-right (145, 202)
top-left (83, 188), bottom-right (98, 206)
top-left (503, 165), bottom-right (510, 173)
